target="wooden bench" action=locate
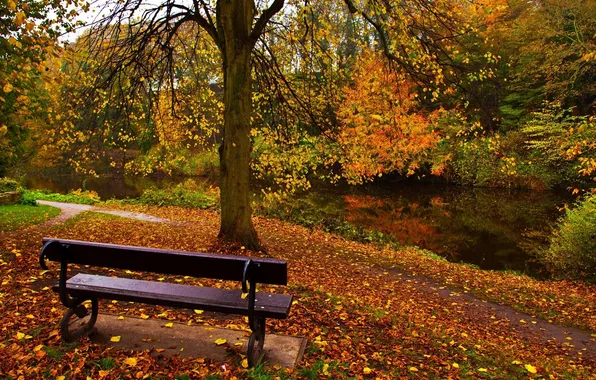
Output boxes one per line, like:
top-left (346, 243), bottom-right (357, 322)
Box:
top-left (39, 238), bottom-right (293, 367)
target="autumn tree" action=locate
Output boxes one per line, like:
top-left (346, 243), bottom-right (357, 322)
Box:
top-left (0, 0), bottom-right (83, 175)
top-left (81, 0), bottom-right (483, 250)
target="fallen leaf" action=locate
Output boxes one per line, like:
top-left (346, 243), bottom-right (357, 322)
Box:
top-left (363, 367), bottom-right (372, 374)
top-left (525, 364), bottom-right (537, 374)
top-left (140, 314), bottom-right (149, 320)
top-left (241, 358), bottom-right (248, 368)
top-left (110, 336), bottom-right (121, 342)
top-left (123, 357), bottom-right (137, 367)
top-left (164, 322), bottom-right (173, 328)
top-left (214, 338), bottom-right (227, 346)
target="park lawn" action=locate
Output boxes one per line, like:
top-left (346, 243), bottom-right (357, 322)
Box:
top-left (0, 204), bottom-right (60, 232)
top-left (0, 209), bottom-right (594, 379)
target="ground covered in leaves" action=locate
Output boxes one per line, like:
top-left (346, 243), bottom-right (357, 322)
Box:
top-left (1, 205), bottom-right (596, 379)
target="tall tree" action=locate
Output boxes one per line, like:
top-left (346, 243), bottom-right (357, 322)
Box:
top-left (84, 0), bottom-right (479, 250)
top-left (0, 0), bottom-right (81, 175)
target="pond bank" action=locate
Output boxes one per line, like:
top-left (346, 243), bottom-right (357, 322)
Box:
top-left (24, 174), bottom-right (574, 276)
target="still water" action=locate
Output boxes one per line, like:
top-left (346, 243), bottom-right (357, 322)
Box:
top-left (26, 175), bottom-right (572, 275)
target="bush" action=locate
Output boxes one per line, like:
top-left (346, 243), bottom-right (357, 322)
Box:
top-left (539, 194), bottom-right (596, 281)
top-left (0, 177), bottom-right (19, 192)
top-left (18, 191), bottom-right (38, 206)
top-left (22, 189), bottom-right (101, 205)
top-left (137, 179), bottom-right (218, 209)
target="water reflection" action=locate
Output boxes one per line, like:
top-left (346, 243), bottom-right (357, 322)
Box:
top-left (25, 174), bottom-right (571, 275)
top-left (309, 184), bottom-right (570, 274)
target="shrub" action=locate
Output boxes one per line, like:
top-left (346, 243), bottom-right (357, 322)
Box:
top-left (539, 194), bottom-right (596, 281)
top-left (0, 177), bottom-right (19, 192)
top-left (137, 179), bottom-right (218, 209)
top-left (18, 191), bottom-right (38, 206)
top-left (22, 189), bottom-right (101, 205)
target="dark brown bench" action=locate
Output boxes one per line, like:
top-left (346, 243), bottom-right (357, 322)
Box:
top-left (39, 238), bottom-right (292, 367)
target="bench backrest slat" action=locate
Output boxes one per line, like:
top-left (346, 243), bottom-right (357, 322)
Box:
top-left (42, 238), bottom-right (287, 285)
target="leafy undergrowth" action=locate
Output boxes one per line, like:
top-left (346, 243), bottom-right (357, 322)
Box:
top-left (0, 204), bottom-right (60, 232)
top-left (1, 209), bottom-right (595, 379)
top-left (23, 189), bottom-right (101, 205)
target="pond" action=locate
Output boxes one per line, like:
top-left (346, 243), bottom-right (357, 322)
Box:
top-left (26, 174), bottom-right (572, 276)
top-left (285, 183), bottom-right (571, 276)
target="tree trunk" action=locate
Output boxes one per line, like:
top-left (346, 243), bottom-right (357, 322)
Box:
top-left (217, 0), bottom-right (260, 250)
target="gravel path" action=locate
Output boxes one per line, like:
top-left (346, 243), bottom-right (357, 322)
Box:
top-left (36, 200), bottom-right (171, 227)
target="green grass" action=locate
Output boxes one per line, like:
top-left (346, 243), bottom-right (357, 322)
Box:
top-left (0, 204), bottom-right (60, 232)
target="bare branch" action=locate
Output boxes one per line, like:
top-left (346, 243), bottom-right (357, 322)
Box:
top-left (250, 0), bottom-right (285, 43)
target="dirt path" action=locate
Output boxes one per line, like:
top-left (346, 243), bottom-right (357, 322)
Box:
top-left (36, 200), bottom-right (172, 227)
top-left (378, 266), bottom-right (596, 360)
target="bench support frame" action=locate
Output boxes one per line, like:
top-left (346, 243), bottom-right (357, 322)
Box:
top-left (40, 239), bottom-right (280, 366)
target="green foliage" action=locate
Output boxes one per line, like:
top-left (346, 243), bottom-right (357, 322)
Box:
top-left (22, 189), bottom-right (101, 205)
top-left (0, 204), bottom-right (60, 232)
top-left (0, 177), bottom-right (18, 192)
top-left (136, 179), bottom-right (218, 209)
top-left (178, 149), bottom-right (219, 178)
top-left (540, 194), bottom-right (596, 281)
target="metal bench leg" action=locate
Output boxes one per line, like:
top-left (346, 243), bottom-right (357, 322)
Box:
top-left (59, 298), bottom-right (99, 342)
top-left (247, 317), bottom-right (265, 367)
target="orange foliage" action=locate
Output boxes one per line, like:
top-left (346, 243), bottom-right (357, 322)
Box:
top-left (337, 54), bottom-right (440, 184)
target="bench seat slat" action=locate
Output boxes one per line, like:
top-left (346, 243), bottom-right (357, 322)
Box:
top-left (55, 274), bottom-right (292, 319)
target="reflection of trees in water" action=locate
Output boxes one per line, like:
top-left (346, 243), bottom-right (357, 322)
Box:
top-left (340, 186), bottom-right (569, 272)
top-left (343, 194), bottom-right (455, 259)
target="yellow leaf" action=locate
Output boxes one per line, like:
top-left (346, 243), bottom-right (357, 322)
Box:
top-left (123, 357), bottom-right (137, 367)
top-left (452, 363), bottom-right (459, 368)
top-left (34, 344), bottom-right (44, 352)
top-left (363, 367), bottom-right (372, 375)
top-left (57, 376), bottom-right (65, 380)
top-left (118, 316), bottom-right (124, 320)
top-left (3, 83), bottom-right (13, 93)
top-left (164, 322), bottom-right (173, 328)
top-left (241, 358), bottom-right (248, 368)
top-left (478, 368), bottom-right (488, 372)
top-left (99, 370), bottom-right (109, 377)
top-left (241, 293), bottom-right (248, 299)
top-left (140, 314), bottom-right (149, 320)
top-left (15, 332), bottom-right (25, 340)
top-left (14, 11), bottom-right (26, 26)
top-left (322, 363), bottom-right (329, 375)
top-left (234, 342), bottom-right (243, 347)
top-left (524, 364), bottom-right (537, 374)
top-left (8, 0), bottom-right (16, 11)
top-left (214, 338), bottom-right (227, 346)
top-left (193, 310), bottom-right (203, 314)
top-left (409, 367), bottom-right (418, 372)
top-left (110, 336), bottom-right (121, 342)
